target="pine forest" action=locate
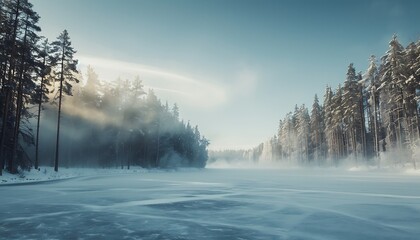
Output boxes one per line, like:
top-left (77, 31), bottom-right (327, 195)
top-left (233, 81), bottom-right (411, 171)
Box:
top-left (0, 0), bottom-right (209, 175)
top-left (224, 36), bottom-right (420, 169)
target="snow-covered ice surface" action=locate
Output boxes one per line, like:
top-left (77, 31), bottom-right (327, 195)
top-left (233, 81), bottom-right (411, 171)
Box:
top-left (1, 168), bottom-right (420, 239)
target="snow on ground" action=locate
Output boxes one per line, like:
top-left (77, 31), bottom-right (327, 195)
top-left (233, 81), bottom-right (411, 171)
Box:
top-left (1, 167), bottom-right (420, 239)
top-left (0, 166), bottom-right (148, 185)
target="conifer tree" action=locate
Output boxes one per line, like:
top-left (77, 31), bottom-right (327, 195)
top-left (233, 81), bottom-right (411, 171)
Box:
top-left (296, 104), bottom-right (310, 163)
top-left (404, 42), bottom-right (420, 143)
top-left (1, 0), bottom-right (42, 173)
top-left (342, 63), bottom-right (365, 161)
top-left (34, 39), bottom-right (52, 170)
top-left (379, 35), bottom-right (407, 150)
top-left (310, 94), bottom-right (325, 162)
top-left (363, 55), bottom-right (382, 159)
top-left (50, 30), bottom-right (78, 172)
top-left (172, 103), bottom-right (179, 121)
top-left (81, 65), bottom-right (101, 109)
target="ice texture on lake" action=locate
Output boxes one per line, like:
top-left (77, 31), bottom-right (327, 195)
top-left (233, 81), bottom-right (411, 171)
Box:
top-left (1, 168), bottom-right (420, 239)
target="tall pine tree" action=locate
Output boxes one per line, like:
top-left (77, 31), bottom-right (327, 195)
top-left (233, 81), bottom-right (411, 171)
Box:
top-left (50, 30), bottom-right (78, 172)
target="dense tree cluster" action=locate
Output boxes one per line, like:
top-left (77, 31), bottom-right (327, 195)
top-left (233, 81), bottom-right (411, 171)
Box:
top-left (1, 0), bottom-right (44, 174)
top-left (0, 0), bottom-right (208, 175)
top-left (36, 67), bottom-right (209, 169)
top-left (246, 36), bottom-right (420, 168)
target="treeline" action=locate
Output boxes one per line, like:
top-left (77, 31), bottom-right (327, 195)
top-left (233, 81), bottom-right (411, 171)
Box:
top-left (36, 67), bottom-right (209, 169)
top-left (249, 36), bottom-right (420, 168)
top-left (0, 0), bottom-right (209, 175)
top-left (209, 149), bottom-right (252, 164)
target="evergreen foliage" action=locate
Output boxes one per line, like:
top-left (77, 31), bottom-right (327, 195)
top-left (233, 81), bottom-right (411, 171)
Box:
top-left (34, 71), bottom-right (209, 169)
top-left (243, 36), bottom-right (420, 168)
top-left (0, 1), bottom-right (209, 174)
top-left (1, 0), bottom-right (43, 174)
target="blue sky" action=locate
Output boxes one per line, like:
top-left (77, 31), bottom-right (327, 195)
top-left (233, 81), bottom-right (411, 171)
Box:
top-left (32, 0), bottom-right (420, 150)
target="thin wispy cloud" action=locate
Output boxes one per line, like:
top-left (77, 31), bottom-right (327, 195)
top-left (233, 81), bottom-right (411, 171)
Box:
top-left (77, 55), bottom-right (227, 108)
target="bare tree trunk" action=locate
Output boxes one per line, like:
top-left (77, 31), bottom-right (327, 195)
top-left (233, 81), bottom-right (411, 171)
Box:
top-left (35, 73), bottom-right (45, 170)
top-left (11, 15), bottom-right (29, 172)
top-left (127, 140), bottom-right (130, 170)
top-left (54, 47), bottom-right (65, 172)
top-left (360, 87), bottom-right (367, 159)
top-left (121, 142), bottom-right (124, 169)
top-left (372, 89), bottom-right (380, 167)
top-left (156, 120), bottom-right (160, 167)
top-left (10, 64), bottom-right (24, 172)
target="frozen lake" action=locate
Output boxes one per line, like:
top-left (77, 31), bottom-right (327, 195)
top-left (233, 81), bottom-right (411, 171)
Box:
top-left (1, 168), bottom-right (420, 239)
